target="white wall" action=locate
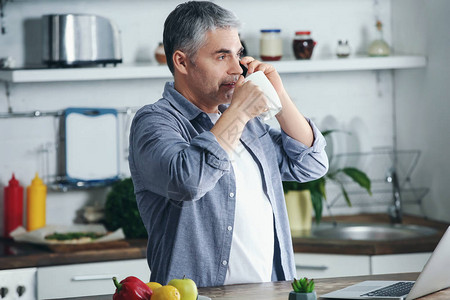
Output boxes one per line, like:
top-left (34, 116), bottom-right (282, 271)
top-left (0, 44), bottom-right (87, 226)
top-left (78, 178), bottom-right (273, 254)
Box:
top-left (392, 0), bottom-right (450, 222)
top-left (2, 0), bottom-right (445, 234)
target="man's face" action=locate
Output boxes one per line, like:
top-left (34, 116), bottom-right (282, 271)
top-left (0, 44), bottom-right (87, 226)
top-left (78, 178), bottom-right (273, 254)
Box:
top-left (184, 28), bottom-right (244, 110)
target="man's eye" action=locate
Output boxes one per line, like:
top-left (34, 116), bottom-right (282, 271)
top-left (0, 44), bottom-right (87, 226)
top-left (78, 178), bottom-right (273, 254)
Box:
top-left (218, 55), bottom-right (225, 60)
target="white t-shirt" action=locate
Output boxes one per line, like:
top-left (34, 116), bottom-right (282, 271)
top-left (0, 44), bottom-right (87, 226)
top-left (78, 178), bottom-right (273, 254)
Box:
top-left (208, 112), bottom-right (274, 284)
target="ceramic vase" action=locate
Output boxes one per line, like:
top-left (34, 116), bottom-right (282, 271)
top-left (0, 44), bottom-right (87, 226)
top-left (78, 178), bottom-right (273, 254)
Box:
top-left (289, 291), bottom-right (317, 300)
top-left (285, 190), bottom-right (313, 236)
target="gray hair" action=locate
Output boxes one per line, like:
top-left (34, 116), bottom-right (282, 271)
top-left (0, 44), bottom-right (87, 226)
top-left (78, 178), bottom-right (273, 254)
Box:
top-left (163, 1), bottom-right (241, 74)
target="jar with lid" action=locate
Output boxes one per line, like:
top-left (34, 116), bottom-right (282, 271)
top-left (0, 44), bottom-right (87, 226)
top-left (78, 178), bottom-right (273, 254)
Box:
top-left (293, 31), bottom-right (316, 59)
top-left (154, 42), bottom-right (167, 65)
top-left (259, 29), bottom-right (282, 61)
top-left (336, 40), bottom-right (351, 58)
top-left (368, 20), bottom-right (390, 56)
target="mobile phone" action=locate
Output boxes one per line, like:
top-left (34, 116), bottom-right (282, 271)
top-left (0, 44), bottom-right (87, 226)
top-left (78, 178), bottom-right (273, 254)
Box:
top-left (240, 63), bottom-right (248, 77)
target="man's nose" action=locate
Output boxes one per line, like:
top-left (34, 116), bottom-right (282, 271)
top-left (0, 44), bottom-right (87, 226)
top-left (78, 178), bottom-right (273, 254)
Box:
top-left (228, 57), bottom-right (243, 75)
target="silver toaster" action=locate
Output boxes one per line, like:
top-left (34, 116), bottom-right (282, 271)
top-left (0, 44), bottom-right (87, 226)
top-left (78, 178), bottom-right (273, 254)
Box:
top-left (42, 14), bottom-right (122, 67)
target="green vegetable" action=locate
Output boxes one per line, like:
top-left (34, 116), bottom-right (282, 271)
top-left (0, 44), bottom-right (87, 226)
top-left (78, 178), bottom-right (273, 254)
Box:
top-left (291, 277), bottom-right (315, 293)
top-left (45, 232), bottom-right (104, 241)
top-left (103, 178), bottom-right (147, 239)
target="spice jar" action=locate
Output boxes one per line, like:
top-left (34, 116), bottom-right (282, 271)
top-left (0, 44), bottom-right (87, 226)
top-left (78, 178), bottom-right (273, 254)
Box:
top-left (154, 42), bottom-right (167, 65)
top-left (292, 31), bottom-right (316, 59)
top-left (336, 40), bottom-right (351, 58)
top-left (259, 29), bottom-right (282, 61)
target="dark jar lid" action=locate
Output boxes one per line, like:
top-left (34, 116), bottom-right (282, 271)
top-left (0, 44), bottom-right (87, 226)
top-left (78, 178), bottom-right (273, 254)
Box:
top-left (261, 29), bottom-right (281, 33)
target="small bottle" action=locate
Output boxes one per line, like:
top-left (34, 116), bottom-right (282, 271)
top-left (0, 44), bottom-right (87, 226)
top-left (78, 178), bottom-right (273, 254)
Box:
top-left (368, 20), bottom-right (390, 56)
top-left (336, 40), bottom-right (351, 58)
top-left (3, 173), bottom-right (24, 238)
top-left (293, 31), bottom-right (316, 60)
top-left (26, 173), bottom-right (47, 231)
top-left (259, 29), bottom-right (282, 61)
top-left (154, 42), bottom-right (167, 65)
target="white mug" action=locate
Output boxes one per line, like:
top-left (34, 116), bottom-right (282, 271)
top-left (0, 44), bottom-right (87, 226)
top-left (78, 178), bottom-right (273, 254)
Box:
top-left (244, 71), bottom-right (282, 121)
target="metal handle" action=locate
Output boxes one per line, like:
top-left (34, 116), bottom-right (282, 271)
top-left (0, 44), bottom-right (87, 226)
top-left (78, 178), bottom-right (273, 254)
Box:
top-left (295, 264), bottom-right (329, 271)
top-left (71, 274), bottom-right (116, 281)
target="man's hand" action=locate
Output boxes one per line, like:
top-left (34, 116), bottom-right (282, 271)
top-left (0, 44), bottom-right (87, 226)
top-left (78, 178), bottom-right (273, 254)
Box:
top-left (240, 56), bottom-right (287, 97)
top-left (240, 56), bottom-right (314, 147)
top-left (227, 75), bottom-right (269, 123)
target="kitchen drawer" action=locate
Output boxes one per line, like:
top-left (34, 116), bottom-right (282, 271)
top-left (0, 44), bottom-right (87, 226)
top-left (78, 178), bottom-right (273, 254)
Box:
top-left (37, 259), bottom-right (149, 299)
top-left (371, 252), bottom-right (432, 275)
top-left (294, 253), bottom-right (371, 279)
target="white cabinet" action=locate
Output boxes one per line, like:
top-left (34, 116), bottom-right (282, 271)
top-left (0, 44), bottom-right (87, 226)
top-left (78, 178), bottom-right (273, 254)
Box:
top-left (371, 252), bottom-right (432, 275)
top-left (37, 259), bottom-right (149, 300)
top-left (294, 252), bottom-right (432, 279)
top-left (294, 253), bottom-right (370, 279)
top-left (0, 268), bottom-right (37, 300)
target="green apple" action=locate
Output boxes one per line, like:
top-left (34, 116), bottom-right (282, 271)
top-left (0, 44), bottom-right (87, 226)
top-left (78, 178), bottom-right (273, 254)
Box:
top-left (168, 275), bottom-right (198, 300)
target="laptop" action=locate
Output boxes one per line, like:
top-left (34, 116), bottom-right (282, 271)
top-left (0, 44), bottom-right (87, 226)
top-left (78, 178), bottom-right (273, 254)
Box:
top-left (321, 225), bottom-right (450, 300)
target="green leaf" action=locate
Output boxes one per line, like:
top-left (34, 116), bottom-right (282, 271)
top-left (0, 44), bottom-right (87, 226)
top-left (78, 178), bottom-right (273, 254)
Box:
top-left (317, 178), bottom-right (326, 200)
top-left (340, 184), bottom-right (352, 207)
top-left (307, 280), bottom-right (315, 292)
top-left (342, 167), bottom-right (372, 195)
top-left (310, 191), bottom-right (323, 224)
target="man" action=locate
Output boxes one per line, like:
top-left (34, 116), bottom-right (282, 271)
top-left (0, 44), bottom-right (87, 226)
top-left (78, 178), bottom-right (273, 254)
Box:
top-left (128, 1), bottom-right (328, 287)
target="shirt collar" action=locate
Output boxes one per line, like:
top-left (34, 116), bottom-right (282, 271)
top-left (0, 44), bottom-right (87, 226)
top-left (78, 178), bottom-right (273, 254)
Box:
top-left (163, 82), bottom-right (229, 121)
top-left (162, 82), bottom-right (204, 120)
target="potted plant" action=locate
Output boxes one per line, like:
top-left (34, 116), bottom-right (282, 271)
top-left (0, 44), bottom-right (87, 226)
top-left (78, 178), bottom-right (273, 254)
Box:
top-left (289, 277), bottom-right (316, 300)
top-left (283, 130), bottom-right (372, 224)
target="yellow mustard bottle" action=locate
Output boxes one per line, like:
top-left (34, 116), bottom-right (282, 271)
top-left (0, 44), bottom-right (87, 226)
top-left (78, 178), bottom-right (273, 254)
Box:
top-left (26, 173), bottom-right (47, 231)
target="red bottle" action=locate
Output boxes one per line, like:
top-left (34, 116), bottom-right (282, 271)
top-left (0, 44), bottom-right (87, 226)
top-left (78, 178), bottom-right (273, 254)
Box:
top-left (4, 173), bottom-right (24, 238)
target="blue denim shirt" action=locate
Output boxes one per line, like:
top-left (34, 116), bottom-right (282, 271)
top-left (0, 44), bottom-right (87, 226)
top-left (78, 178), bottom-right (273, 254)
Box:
top-left (128, 82), bottom-right (328, 287)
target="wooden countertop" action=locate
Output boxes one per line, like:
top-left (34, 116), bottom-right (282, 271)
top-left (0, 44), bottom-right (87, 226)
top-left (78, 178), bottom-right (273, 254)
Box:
top-left (61, 273), bottom-right (450, 300)
top-left (0, 214), bottom-right (448, 270)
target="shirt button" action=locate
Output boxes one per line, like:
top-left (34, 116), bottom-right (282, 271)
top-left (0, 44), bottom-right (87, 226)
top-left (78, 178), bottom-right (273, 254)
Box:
top-left (222, 260), bottom-right (228, 266)
top-left (227, 226), bottom-right (232, 231)
top-left (202, 114), bottom-right (207, 118)
top-left (229, 192), bottom-right (235, 198)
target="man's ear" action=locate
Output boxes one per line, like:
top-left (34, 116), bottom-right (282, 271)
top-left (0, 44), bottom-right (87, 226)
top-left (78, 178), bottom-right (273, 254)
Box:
top-left (173, 50), bottom-right (189, 75)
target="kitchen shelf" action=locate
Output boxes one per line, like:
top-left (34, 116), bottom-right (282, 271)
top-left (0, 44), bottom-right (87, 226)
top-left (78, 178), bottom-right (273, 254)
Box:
top-left (0, 55), bottom-right (426, 83)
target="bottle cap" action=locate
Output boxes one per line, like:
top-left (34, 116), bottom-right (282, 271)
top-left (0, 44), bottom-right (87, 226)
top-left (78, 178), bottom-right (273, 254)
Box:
top-left (261, 29), bottom-right (281, 33)
top-left (8, 173), bottom-right (21, 187)
top-left (31, 173), bottom-right (45, 186)
top-left (295, 31), bottom-right (311, 35)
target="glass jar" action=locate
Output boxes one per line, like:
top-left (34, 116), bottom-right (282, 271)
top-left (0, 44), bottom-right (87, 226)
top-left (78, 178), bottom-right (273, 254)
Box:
top-left (154, 42), bottom-right (167, 64)
top-left (336, 40), bottom-right (351, 58)
top-left (259, 29), bottom-right (282, 61)
top-left (293, 31), bottom-right (316, 60)
top-left (368, 20), bottom-right (390, 57)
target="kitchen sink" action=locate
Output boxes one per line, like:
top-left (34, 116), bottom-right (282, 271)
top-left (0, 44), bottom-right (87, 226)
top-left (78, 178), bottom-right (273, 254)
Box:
top-left (307, 223), bottom-right (438, 241)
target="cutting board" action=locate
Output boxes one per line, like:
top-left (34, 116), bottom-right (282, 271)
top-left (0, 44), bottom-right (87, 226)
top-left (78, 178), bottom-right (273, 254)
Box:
top-left (47, 240), bottom-right (130, 253)
top-left (59, 108), bottom-right (120, 183)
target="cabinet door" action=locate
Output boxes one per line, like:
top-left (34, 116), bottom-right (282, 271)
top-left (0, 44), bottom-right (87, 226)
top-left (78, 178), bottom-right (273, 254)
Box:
top-left (371, 252), bottom-right (432, 275)
top-left (37, 259), bottom-right (149, 299)
top-left (294, 253), bottom-right (370, 279)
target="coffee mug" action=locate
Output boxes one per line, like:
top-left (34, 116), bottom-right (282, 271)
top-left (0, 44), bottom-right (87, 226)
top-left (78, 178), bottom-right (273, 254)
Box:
top-left (244, 71), bottom-right (282, 121)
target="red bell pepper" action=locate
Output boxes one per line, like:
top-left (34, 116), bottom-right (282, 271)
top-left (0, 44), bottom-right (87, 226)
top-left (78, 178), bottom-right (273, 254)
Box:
top-left (112, 276), bottom-right (153, 300)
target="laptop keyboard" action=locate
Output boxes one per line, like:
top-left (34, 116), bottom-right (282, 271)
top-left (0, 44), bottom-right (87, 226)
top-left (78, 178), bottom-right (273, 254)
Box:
top-left (361, 281), bottom-right (414, 297)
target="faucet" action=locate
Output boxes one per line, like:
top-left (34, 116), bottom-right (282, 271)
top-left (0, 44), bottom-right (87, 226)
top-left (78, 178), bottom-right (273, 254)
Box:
top-left (386, 168), bottom-right (403, 223)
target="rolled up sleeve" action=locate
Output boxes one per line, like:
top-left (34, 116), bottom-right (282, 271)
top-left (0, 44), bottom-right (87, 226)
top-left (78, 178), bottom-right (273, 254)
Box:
top-left (277, 118), bottom-right (329, 182)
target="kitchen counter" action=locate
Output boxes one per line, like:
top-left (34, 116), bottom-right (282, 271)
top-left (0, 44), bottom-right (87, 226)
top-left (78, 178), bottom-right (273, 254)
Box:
top-left (0, 214), bottom-right (448, 270)
top-left (292, 214), bottom-right (449, 255)
top-left (61, 272), bottom-right (450, 299)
